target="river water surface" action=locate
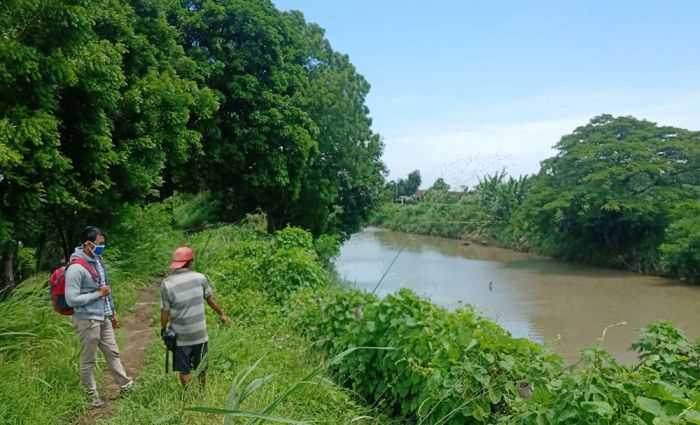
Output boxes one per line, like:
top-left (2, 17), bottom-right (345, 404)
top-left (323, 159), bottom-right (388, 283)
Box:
top-left (335, 227), bottom-right (700, 364)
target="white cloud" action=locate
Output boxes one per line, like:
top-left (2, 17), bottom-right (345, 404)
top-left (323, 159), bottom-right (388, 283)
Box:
top-left (379, 87), bottom-right (700, 189)
top-left (383, 117), bottom-right (585, 189)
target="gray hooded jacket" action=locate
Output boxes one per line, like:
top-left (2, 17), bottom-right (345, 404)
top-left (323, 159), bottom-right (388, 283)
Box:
top-left (64, 247), bottom-right (113, 320)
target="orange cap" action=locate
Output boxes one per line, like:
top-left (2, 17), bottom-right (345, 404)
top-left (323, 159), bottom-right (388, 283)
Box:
top-left (170, 246), bottom-right (194, 269)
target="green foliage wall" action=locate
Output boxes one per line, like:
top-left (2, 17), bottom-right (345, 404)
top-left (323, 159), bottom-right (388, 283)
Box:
top-left (377, 116), bottom-right (700, 281)
top-left (0, 0), bottom-right (216, 289)
top-left (163, 0), bottom-right (385, 236)
top-left (0, 0), bottom-right (385, 291)
top-left (659, 202), bottom-right (700, 282)
top-left (289, 286), bottom-right (700, 424)
top-left (2, 201), bottom-right (699, 424)
top-left (520, 115), bottom-right (700, 269)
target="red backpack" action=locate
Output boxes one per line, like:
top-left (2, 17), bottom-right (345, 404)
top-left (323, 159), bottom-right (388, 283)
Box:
top-left (49, 259), bottom-right (98, 315)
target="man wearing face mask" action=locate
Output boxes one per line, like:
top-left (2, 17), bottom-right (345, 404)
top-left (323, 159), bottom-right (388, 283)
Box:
top-left (65, 226), bottom-right (133, 407)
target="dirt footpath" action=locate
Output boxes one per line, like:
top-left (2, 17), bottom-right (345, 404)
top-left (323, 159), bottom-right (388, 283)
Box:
top-left (73, 283), bottom-right (159, 425)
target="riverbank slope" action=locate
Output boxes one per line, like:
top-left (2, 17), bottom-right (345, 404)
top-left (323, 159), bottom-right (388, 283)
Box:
top-left (1, 204), bottom-right (699, 424)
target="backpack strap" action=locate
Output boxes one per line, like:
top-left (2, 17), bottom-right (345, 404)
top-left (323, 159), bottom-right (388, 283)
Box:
top-left (69, 258), bottom-right (100, 283)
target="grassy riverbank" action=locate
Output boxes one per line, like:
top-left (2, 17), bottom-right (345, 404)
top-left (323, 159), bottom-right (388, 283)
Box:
top-left (2, 202), bottom-right (699, 424)
top-left (98, 221), bottom-right (395, 425)
top-left (380, 116), bottom-right (700, 282)
top-left (373, 192), bottom-right (700, 283)
top-left (0, 204), bottom-right (180, 423)
top-left (0, 206), bottom-right (391, 425)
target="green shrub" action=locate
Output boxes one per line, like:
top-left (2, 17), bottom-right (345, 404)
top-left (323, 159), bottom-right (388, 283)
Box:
top-left (292, 287), bottom-right (561, 423)
top-left (501, 323), bottom-right (700, 424)
top-left (370, 202), bottom-right (401, 226)
top-left (184, 225), bottom-right (327, 303)
top-left (107, 203), bottom-right (183, 279)
top-left (632, 321), bottom-right (700, 387)
top-left (313, 233), bottom-right (340, 267)
top-left (168, 192), bottom-right (226, 229)
top-left (289, 283), bottom-right (700, 424)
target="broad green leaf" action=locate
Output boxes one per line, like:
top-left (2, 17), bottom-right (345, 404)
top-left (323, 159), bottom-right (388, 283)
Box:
top-left (637, 397), bottom-right (663, 416)
top-left (581, 401), bottom-right (614, 417)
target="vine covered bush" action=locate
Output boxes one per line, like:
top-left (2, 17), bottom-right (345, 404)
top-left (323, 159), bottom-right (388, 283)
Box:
top-left (288, 287), bottom-right (700, 424)
top-left (187, 225), bottom-right (327, 302)
top-left (290, 288), bottom-right (561, 423)
top-left (104, 218), bottom-right (700, 424)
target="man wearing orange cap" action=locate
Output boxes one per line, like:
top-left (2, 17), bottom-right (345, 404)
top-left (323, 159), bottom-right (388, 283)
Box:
top-left (159, 246), bottom-right (231, 387)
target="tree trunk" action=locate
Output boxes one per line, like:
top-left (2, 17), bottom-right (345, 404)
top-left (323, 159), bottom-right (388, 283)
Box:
top-left (266, 205), bottom-right (292, 234)
top-left (2, 245), bottom-right (14, 298)
top-left (266, 213), bottom-right (276, 234)
top-left (36, 231), bottom-right (46, 273)
top-left (57, 224), bottom-right (71, 262)
top-left (160, 166), bottom-right (175, 201)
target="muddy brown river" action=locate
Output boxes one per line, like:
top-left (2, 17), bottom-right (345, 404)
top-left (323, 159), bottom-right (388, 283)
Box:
top-left (335, 227), bottom-right (700, 364)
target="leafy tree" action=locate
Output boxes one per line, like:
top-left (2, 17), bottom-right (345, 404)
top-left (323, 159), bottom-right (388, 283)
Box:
top-left (102, 0), bottom-right (218, 203)
top-left (285, 14), bottom-right (385, 238)
top-left (422, 177), bottom-right (451, 203)
top-left (51, 0), bottom-right (217, 249)
top-left (166, 0), bottom-right (384, 236)
top-left (429, 177), bottom-right (450, 192)
top-left (0, 0), bottom-right (112, 289)
top-left (385, 169), bottom-right (422, 198)
top-left (0, 0), bottom-right (214, 292)
top-left (405, 169), bottom-right (422, 195)
top-left (166, 0), bottom-right (319, 232)
top-left (660, 202), bottom-right (700, 282)
top-left (521, 115), bottom-right (700, 270)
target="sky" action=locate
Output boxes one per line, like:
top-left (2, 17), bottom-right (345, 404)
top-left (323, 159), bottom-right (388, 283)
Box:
top-left (273, 1), bottom-right (700, 189)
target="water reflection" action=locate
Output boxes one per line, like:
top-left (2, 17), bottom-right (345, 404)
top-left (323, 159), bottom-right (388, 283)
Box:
top-left (336, 227), bottom-right (700, 364)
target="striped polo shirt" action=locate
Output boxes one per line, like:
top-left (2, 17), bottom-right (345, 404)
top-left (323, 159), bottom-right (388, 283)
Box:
top-left (160, 269), bottom-right (213, 346)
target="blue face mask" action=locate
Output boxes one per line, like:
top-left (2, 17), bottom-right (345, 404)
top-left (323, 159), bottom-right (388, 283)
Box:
top-left (92, 244), bottom-right (105, 256)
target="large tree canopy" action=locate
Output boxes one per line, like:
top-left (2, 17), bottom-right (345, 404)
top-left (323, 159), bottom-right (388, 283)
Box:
top-left (286, 15), bottom-right (385, 237)
top-left (0, 0), bottom-right (385, 291)
top-left (166, 0), bottom-right (318, 231)
top-left (521, 115), bottom-right (700, 270)
top-left (0, 0), bottom-right (216, 266)
top-left (165, 0), bottom-right (385, 235)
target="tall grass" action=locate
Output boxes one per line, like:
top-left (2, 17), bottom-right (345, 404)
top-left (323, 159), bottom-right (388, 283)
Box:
top-left (96, 222), bottom-right (392, 424)
top-left (0, 202), bottom-right (392, 424)
top-left (0, 262), bottom-right (170, 424)
top-left (0, 276), bottom-right (86, 424)
top-left (97, 292), bottom-right (395, 424)
top-left (0, 203), bottom-right (181, 425)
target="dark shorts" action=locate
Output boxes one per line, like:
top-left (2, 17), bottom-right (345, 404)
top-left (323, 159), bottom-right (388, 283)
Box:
top-left (174, 342), bottom-right (208, 375)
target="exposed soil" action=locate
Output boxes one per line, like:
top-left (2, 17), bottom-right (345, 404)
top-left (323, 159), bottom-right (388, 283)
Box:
top-left (73, 282), bottom-right (159, 425)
